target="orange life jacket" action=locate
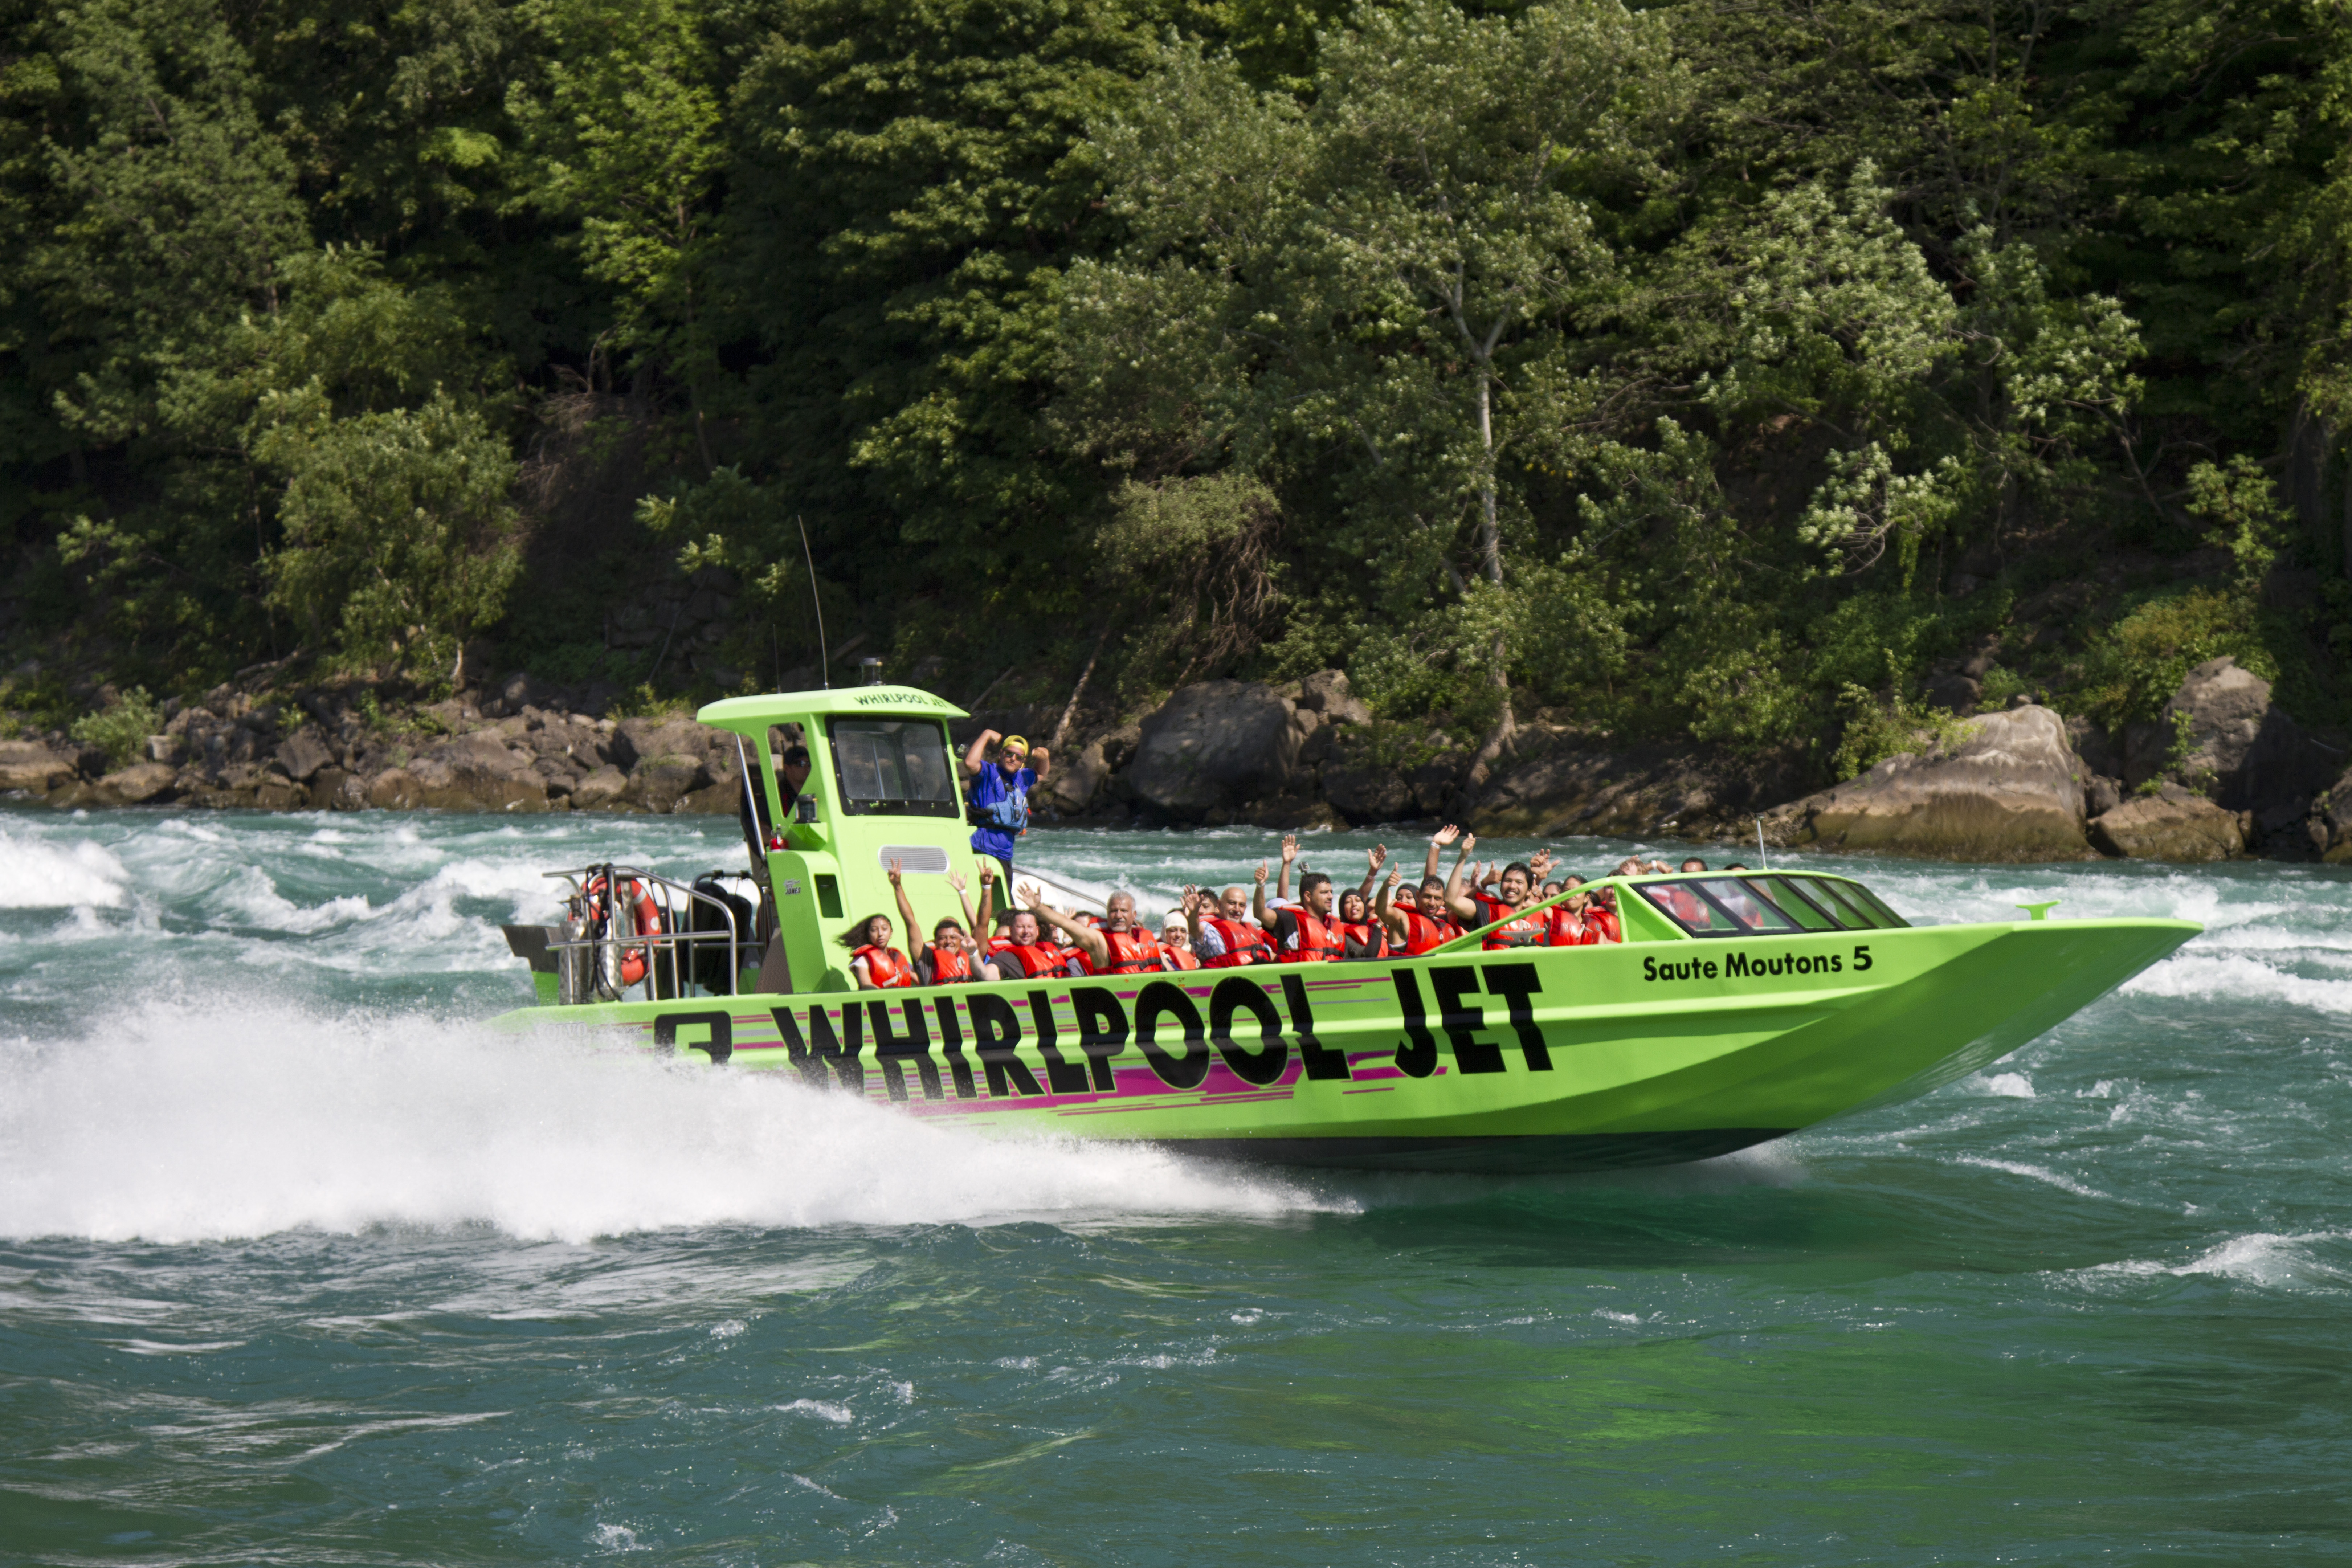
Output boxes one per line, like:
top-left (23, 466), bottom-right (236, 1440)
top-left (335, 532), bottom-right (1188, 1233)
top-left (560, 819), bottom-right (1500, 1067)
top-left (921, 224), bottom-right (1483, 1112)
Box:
top-left (1200, 915), bottom-right (1276, 968)
top-left (1279, 906), bottom-right (1347, 963)
top-left (853, 943), bottom-right (915, 988)
top-left (1161, 944), bottom-right (1201, 971)
top-left (989, 937), bottom-right (1065, 979)
top-left (1545, 906), bottom-right (1604, 946)
top-left (1588, 906), bottom-right (1622, 944)
top-left (923, 942), bottom-right (977, 983)
top-left (1087, 926), bottom-right (1164, 976)
top-left (1396, 907), bottom-right (1463, 956)
top-left (1339, 919), bottom-right (1388, 960)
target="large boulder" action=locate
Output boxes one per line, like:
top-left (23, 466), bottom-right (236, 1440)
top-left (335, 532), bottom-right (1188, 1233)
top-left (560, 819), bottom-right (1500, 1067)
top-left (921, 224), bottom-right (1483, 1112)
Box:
top-left (2126, 657), bottom-right (2339, 817)
top-left (2089, 783), bottom-right (2245, 862)
top-left (1292, 669), bottom-right (1372, 726)
top-left (0, 741), bottom-right (78, 793)
top-left (1123, 681), bottom-right (1302, 821)
top-left (404, 734), bottom-right (550, 812)
top-left (275, 726), bottom-right (337, 783)
top-left (93, 761), bottom-right (178, 805)
top-left (625, 756), bottom-right (711, 813)
top-left (1767, 705), bottom-right (2094, 861)
top-left (610, 715), bottom-right (720, 773)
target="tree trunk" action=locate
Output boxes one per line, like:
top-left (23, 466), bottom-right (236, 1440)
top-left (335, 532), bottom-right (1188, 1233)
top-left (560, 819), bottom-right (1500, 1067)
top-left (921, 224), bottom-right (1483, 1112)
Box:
top-left (1050, 626), bottom-right (1111, 751)
top-left (1468, 368), bottom-right (1515, 787)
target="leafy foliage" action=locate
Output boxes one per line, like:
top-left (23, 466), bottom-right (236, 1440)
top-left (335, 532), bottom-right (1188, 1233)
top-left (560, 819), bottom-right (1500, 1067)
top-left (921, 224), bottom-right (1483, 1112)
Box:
top-left (3, 0), bottom-right (2351, 772)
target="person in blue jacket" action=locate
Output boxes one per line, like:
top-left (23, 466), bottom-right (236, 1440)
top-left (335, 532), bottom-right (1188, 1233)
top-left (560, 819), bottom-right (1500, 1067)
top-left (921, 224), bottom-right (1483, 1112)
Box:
top-left (961, 729), bottom-right (1050, 881)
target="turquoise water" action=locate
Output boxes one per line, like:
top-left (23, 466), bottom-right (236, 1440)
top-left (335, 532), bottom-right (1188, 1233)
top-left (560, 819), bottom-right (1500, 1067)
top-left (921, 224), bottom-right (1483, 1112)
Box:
top-left (3, 808), bottom-right (2349, 1564)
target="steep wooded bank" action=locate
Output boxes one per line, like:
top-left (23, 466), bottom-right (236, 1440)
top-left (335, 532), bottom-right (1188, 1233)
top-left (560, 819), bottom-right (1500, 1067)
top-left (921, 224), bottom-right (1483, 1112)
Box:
top-left (8, 0), bottom-right (2352, 860)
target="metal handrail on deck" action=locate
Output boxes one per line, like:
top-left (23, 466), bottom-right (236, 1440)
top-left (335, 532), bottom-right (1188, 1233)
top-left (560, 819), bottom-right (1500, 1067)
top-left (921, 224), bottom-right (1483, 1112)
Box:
top-left (540, 865), bottom-right (754, 1003)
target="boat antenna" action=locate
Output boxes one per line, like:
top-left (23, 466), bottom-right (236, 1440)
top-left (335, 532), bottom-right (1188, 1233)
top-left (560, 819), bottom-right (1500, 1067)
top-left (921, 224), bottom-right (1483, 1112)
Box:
top-left (796, 514), bottom-right (828, 689)
top-left (1756, 816), bottom-right (1769, 871)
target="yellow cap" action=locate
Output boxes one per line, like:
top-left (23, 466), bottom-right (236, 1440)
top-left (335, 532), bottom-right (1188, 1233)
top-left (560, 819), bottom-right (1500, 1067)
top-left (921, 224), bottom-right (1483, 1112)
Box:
top-left (1000, 734), bottom-right (1029, 754)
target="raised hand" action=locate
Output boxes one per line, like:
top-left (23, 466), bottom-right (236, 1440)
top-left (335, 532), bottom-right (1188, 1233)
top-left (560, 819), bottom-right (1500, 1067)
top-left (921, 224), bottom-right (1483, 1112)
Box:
top-left (1368, 844), bottom-right (1388, 872)
top-left (1460, 832), bottom-right (1477, 859)
top-left (946, 869), bottom-right (967, 894)
top-left (1018, 880), bottom-right (1045, 909)
top-left (977, 861), bottom-right (997, 883)
top-left (885, 859), bottom-right (904, 886)
top-left (1280, 833), bottom-right (1300, 866)
top-left (1255, 860), bottom-right (1270, 886)
top-left (1432, 824), bottom-right (1460, 848)
top-left (1529, 848), bottom-right (1555, 879)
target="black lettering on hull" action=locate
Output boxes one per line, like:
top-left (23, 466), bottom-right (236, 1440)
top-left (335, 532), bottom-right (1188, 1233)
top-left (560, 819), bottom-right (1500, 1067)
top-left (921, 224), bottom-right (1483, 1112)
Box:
top-left (869, 999), bottom-right (943, 1102)
top-left (967, 992), bottom-right (1045, 1097)
top-left (772, 1004), bottom-right (865, 1090)
top-left (1070, 987), bottom-right (1130, 1091)
top-left (655, 1010), bottom-right (732, 1065)
top-left (1135, 981), bottom-right (1212, 1089)
top-left (1390, 969), bottom-right (1438, 1078)
top-left (1429, 967), bottom-right (1506, 1074)
top-left (1279, 973), bottom-right (1351, 1081)
top-left (1209, 977), bottom-right (1289, 1086)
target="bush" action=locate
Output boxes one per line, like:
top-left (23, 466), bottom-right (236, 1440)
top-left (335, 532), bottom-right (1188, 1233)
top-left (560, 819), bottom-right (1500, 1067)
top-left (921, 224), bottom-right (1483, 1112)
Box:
top-left (2078, 587), bottom-right (2277, 726)
top-left (70, 687), bottom-right (164, 768)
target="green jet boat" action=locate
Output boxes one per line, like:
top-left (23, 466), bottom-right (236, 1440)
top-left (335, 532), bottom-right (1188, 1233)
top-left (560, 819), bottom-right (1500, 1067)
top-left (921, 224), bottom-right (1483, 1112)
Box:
top-left (491, 682), bottom-right (2201, 1173)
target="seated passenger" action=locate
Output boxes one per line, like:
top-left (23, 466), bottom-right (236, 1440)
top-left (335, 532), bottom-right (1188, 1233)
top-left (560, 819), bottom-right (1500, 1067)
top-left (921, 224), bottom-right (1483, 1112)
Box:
top-left (1441, 837), bottom-right (1551, 949)
top-left (1613, 857), bottom-right (1645, 878)
top-left (1336, 888), bottom-right (1388, 960)
top-left (1026, 886), bottom-right (1164, 976)
top-left (1545, 876), bottom-right (1594, 946)
top-left (1259, 870), bottom-right (1345, 963)
top-left (984, 906), bottom-right (1066, 981)
top-left (1160, 905), bottom-right (1202, 970)
top-left (1586, 885), bottom-right (1624, 943)
top-left (1186, 881), bottom-right (1277, 968)
top-left (841, 910), bottom-right (914, 989)
top-left (1378, 869), bottom-right (1464, 955)
top-left (739, 742), bottom-right (813, 854)
top-left (1681, 857), bottom-right (1708, 873)
top-left (885, 859), bottom-right (995, 985)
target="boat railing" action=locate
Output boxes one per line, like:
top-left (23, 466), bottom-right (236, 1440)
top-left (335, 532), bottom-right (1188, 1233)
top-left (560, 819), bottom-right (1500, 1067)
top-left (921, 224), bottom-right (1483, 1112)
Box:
top-left (536, 865), bottom-right (756, 1003)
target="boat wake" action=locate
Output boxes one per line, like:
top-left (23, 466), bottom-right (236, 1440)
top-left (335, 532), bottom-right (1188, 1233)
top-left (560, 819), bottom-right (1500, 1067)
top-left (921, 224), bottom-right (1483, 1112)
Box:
top-left (0, 997), bottom-right (1344, 1244)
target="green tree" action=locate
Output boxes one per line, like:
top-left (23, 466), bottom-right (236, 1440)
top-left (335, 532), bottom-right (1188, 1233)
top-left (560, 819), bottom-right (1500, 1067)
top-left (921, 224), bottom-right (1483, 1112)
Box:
top-left (259, 388), bottom-right (523, 685)
top-left (1065, 0), bottom-right (1679, 754)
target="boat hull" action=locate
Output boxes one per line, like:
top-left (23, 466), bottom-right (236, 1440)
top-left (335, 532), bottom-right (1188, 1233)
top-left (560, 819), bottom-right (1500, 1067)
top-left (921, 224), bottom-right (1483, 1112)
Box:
top-left (491, 917), bottom-right (2198, 1172)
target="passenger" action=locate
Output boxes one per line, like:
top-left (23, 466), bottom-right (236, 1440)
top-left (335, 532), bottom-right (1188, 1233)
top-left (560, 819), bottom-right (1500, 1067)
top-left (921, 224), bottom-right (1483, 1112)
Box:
top-left (1160, 904), bottom-right (1202, 970)
top-left (1259, 870), bottom-right (1346, 963)
top-left (1586, 885), bottom-right (1624, 943)
top-left (983, 905), bottom-right (1066, 981)
top-left (892, 863), bottom-right (993, 985)
top-left (1613, 856), bottom-right (1645, 878)
top-left (1186, 881), bottom-right (1277, 968)
top-left (1545, 877), bottom-right (1598, 946)
top-left (1681, 857), bottom-right (1708, 873)
top-left (1444, 841), bottom-right (1552, 949)
top-left (1026, 885), bottom-right (1165, 976)
top-left (841, 906), bottom-right (915, 989)
top-left (960, 729), bottom-right (1050, 882)
top-left (1336, 887), bottom-right (1389, 960)
top-left (1378, 868), bottom-right (1465, 955)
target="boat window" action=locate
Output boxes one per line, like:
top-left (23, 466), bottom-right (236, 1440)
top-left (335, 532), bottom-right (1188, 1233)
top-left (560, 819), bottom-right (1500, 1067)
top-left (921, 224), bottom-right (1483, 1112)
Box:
top-left (1744, 876), bottom-right (1837, 931)
top-left (1844, 882), bottom-right (1912, 928)
top-left (1799, 877), bottom-right (1908, 930)
top-left (1692, 878), bottom-right (1801, 933)
top-left (1636, 881), bottom-right (1733, 935)
top-left (1790, 876), bottom-right (1873, 928)
top-left (826, 718), bottom-right (960, 818)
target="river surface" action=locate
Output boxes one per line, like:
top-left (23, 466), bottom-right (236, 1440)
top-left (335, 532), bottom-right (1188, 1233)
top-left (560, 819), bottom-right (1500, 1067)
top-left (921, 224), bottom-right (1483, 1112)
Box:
top-left (2, 806), bottom-right (2348, 1564)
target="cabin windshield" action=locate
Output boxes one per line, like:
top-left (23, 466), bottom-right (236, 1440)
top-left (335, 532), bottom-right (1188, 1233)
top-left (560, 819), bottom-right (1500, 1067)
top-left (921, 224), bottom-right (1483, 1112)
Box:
top-left (826, 717), bottom-right (960, 817)
top-left (1636, 874), bottom-right (1910, 938)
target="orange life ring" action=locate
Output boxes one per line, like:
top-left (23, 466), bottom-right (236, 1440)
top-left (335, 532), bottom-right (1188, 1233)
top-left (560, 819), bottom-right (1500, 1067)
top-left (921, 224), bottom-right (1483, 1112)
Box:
top-left (586, 874), bottom-right (665, 987)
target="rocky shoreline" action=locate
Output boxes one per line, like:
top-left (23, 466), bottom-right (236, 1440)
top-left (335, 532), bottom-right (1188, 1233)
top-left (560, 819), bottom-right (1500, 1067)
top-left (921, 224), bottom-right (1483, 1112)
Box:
top-left (7, 660), bottom-right (2351, 866)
